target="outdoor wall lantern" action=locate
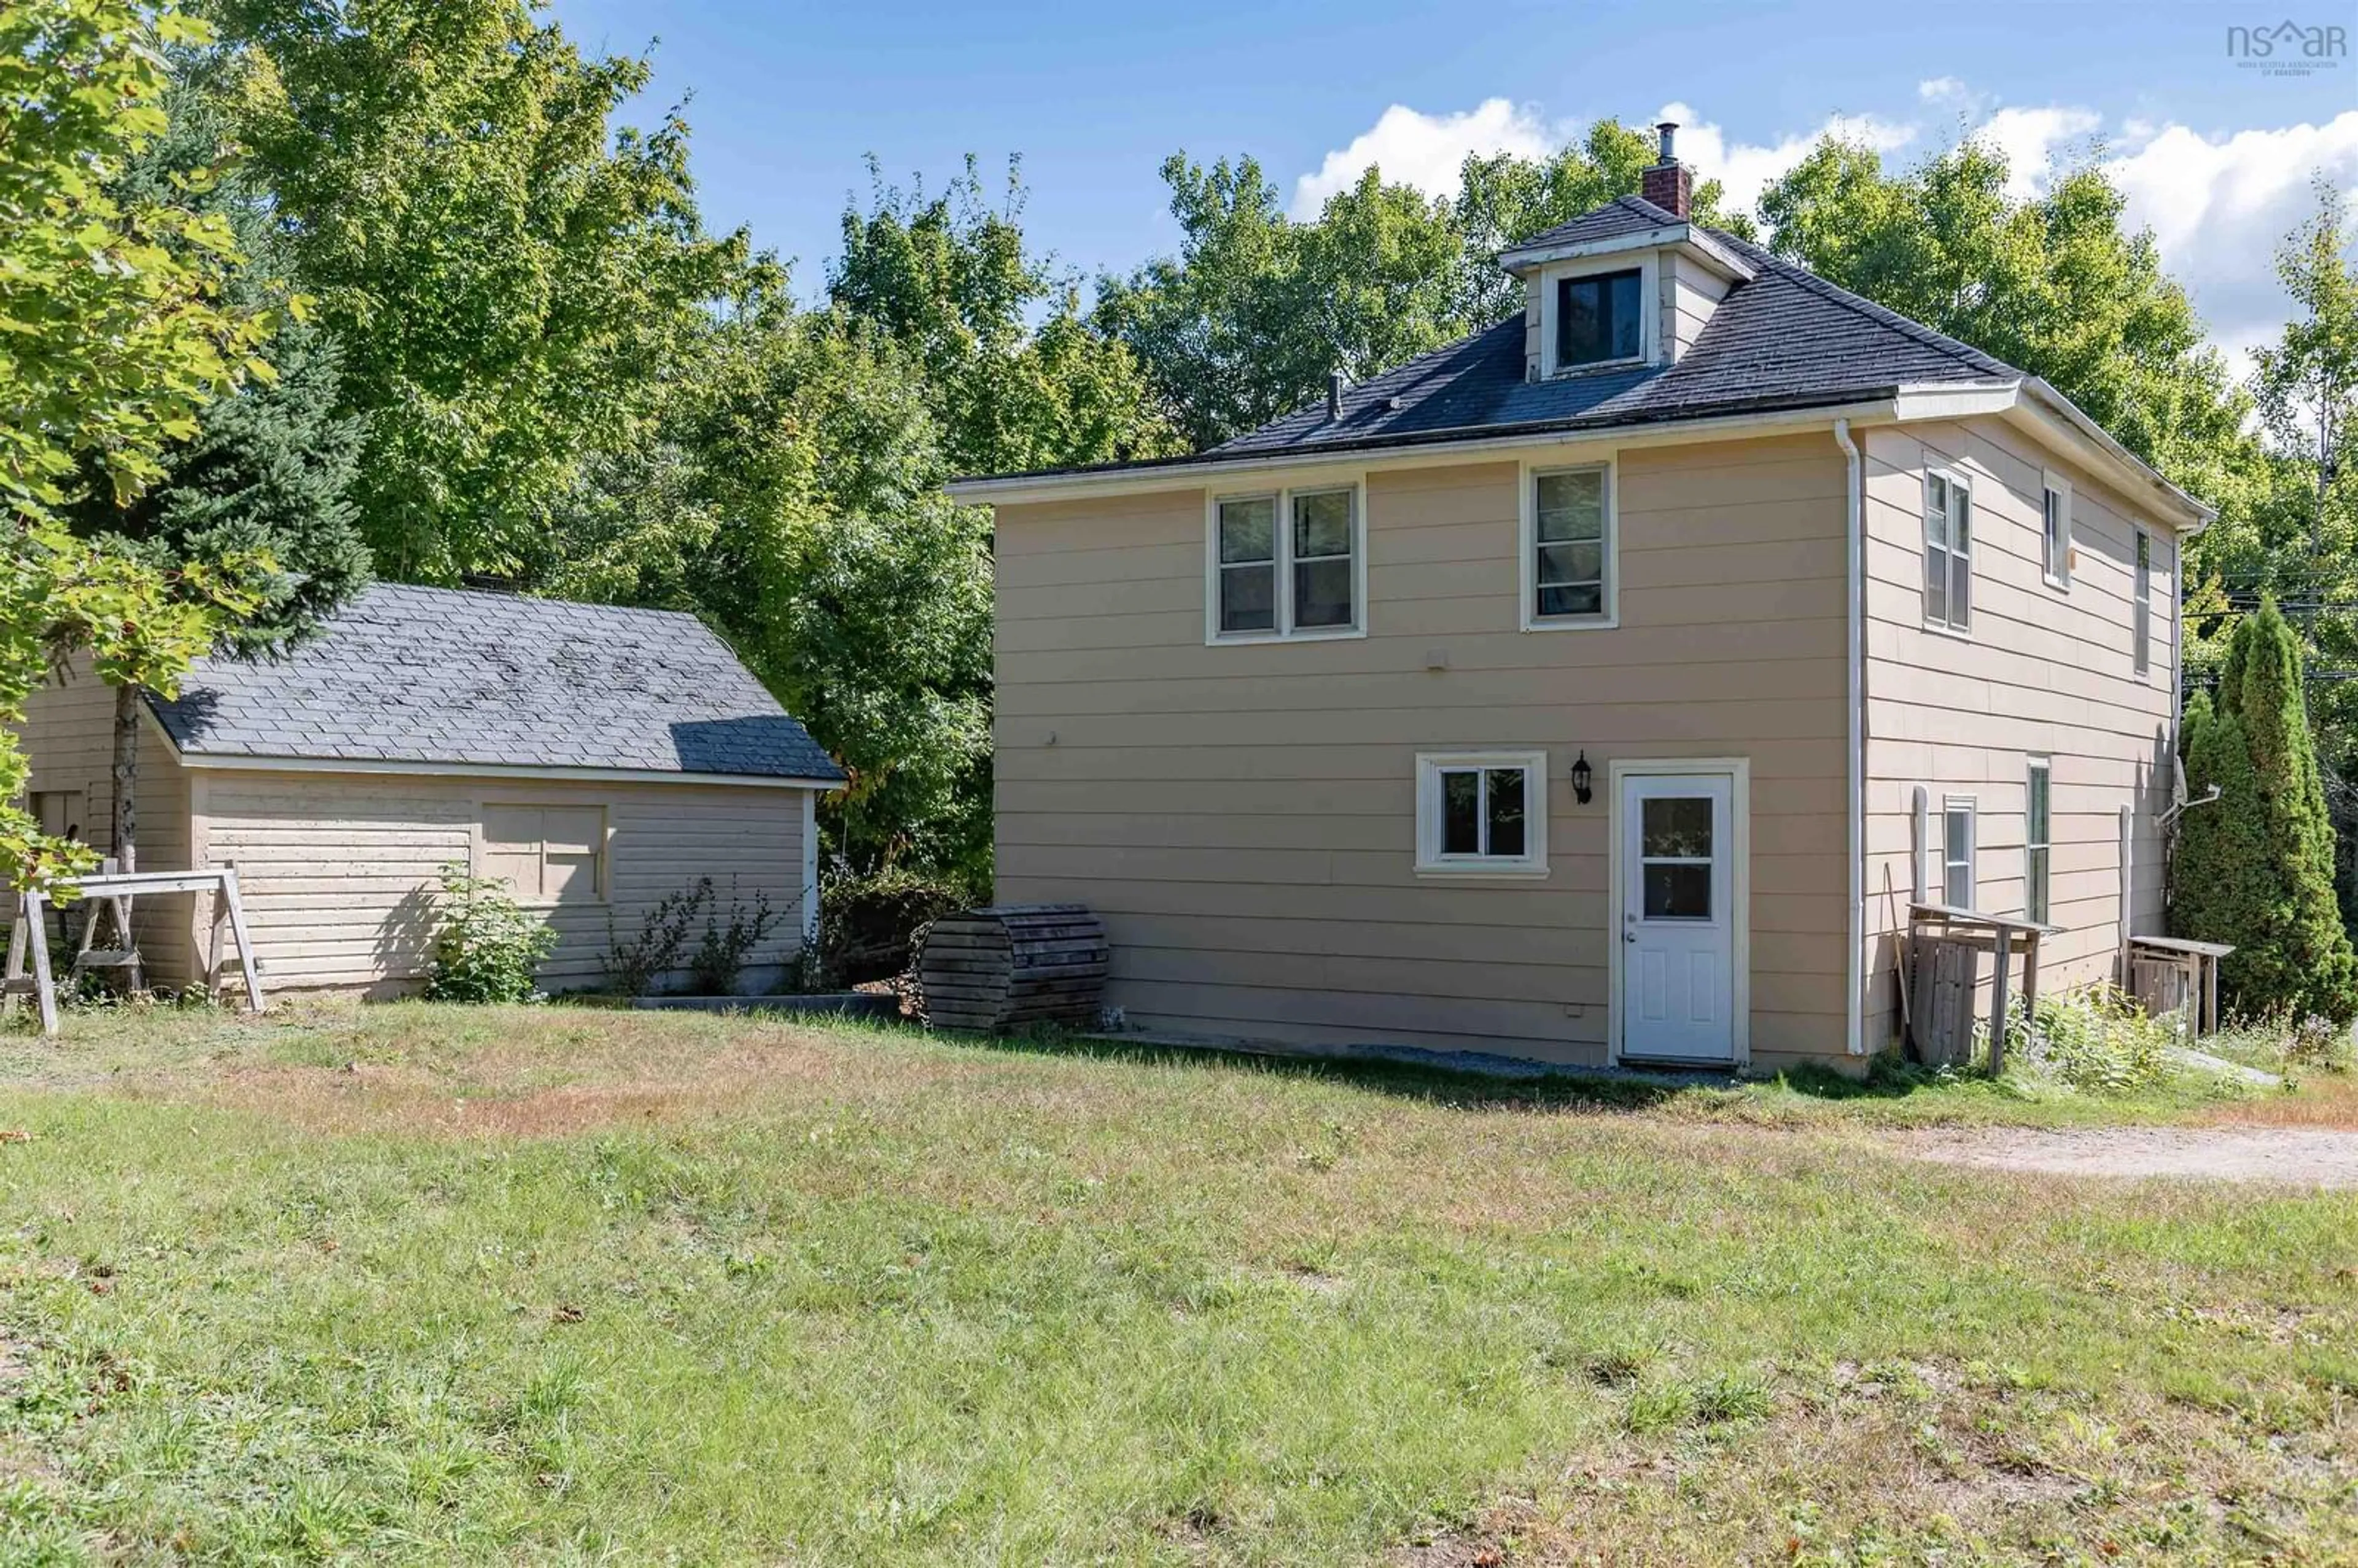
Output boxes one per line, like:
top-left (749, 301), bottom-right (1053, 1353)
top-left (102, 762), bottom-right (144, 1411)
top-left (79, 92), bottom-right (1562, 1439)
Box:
top-left (1571, 750), bottom-right (1593, 805)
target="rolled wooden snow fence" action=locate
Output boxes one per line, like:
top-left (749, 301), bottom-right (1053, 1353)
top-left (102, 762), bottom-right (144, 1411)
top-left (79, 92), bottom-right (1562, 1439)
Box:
top-left (917, 903), bottom-right (1108, 1033)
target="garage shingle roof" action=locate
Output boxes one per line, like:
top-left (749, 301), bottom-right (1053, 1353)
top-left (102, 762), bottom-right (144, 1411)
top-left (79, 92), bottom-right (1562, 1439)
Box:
top-left (149, 584), bottom-right (845, 783)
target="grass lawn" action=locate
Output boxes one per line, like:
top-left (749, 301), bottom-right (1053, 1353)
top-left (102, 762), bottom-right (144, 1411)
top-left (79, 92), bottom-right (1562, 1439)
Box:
top-left (0, 1003), bottom-right (2351, 1564)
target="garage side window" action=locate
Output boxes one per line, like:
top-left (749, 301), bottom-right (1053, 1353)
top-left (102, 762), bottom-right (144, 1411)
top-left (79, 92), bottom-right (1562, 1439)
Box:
top-left (481, 805), bottom-right (606, 902)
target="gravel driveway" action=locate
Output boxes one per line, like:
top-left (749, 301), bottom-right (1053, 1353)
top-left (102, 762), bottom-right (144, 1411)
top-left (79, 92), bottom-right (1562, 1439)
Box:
top-left (1901, 1127), bottom-right (2358, 1188)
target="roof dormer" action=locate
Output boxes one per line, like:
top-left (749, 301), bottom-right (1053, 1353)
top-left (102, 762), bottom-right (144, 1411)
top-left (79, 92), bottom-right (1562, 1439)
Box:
top-left (1500, 123), bottom-right (1753, 382)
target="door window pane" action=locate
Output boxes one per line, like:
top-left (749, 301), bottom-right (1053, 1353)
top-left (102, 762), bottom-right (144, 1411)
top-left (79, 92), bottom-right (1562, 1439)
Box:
top-left (1643, 863), bottom-right (1712, 919)
top-left (1641, 797), bottom-right (1713, 859)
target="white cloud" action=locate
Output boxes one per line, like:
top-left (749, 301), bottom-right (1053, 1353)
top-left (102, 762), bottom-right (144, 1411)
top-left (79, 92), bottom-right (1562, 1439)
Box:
top-left (1654, 101), bottom-right (1918, 218)
top-left (2104, 111), bottom-right (2358, 368)
top-left (1292, 91), bottom-right (2358, 368)
top-left (1288, 98), bottom-right (1555, 218)
top-left (1974, 106), bottom-right (2104, 200)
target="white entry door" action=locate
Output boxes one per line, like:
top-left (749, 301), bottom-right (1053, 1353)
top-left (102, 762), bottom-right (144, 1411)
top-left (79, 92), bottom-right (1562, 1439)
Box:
top-left (1619, 771), bottom-right (1737, 1062)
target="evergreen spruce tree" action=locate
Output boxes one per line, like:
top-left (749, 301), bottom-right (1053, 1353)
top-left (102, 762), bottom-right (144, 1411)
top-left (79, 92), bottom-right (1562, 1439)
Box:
top-left (2172, 601), bottom-right (2358, 1019)
top-left (68, 82), bottom-right (370, 868)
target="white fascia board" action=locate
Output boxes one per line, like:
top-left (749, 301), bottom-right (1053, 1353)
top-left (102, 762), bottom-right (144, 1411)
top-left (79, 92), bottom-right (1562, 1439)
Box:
top-left (1499, 225), bottom-right (1754, 284)
top-left (1889, 378), bottom-right (2212, 534)
top-left (169, 751), bottom-right (845, 791)
top-left (948, 397), bottom-right (1904, 506)
top-left (2015, 378), bottom-right (2215, 533)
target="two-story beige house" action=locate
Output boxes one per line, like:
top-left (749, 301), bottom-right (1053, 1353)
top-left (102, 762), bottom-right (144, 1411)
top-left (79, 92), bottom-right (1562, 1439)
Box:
top-left (949, 130), bottom-right (2210, 1074)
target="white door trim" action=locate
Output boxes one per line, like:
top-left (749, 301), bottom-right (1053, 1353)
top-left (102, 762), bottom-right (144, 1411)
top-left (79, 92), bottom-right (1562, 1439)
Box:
top-left (1606, 756), bottom-right (1751, 1068)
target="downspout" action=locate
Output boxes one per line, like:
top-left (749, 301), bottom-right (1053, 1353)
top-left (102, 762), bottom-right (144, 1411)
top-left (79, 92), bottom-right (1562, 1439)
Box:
top-left (1834, 419), bottom-right (1865, 1056)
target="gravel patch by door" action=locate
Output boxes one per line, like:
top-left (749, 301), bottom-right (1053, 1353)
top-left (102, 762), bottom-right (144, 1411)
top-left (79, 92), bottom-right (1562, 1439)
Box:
top-left (1901, 1127), bottom-right (2358, 1188)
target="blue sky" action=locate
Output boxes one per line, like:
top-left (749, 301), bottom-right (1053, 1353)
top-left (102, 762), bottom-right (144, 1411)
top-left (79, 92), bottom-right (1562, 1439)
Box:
top-left (549, 0), bottom-right (2357, 361)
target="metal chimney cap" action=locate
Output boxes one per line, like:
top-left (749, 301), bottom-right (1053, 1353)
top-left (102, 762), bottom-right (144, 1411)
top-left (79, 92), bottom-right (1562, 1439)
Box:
top-left (1655, 121), bottom-right (1679, 164)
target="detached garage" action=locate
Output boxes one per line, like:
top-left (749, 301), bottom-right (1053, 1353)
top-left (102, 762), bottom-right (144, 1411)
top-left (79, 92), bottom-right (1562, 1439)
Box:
top-left (17, 584), bottom-right (844, 996)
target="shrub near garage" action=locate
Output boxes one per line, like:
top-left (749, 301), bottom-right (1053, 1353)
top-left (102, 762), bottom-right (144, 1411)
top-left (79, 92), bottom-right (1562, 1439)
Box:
top-left (424, 862), bottom-right (556, 1003)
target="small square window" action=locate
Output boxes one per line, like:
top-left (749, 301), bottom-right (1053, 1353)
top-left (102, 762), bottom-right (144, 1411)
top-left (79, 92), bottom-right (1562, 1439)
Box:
top-left (1556, 270), bottom-right (1643, 367)
top-left (1417, 752), bottom-right (1547, 875)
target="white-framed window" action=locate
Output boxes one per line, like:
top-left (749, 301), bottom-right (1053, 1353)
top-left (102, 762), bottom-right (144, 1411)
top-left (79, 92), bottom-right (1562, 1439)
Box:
top-left (2041, 470), bottom-right (2072, 589)
top-left (1520, 459), bottom-right (1616, 629)
top-left (1415, 751), bottom-right (1548, 876)
top-left (1923, 467), bottom-right (1973, 634)
top-left (2133, 529), bottom-right (2152, 675)
top-left (1941, 795), bottom-right (1977, 911)
top-left (1206, 481), bottom-right (1364, 643)
top-left (1538, 255), bottom-right (1657, 377)
top-left (481, 803), bottom-right (607, 904)
top-left (2025, 759), bottom-right (2052, 925)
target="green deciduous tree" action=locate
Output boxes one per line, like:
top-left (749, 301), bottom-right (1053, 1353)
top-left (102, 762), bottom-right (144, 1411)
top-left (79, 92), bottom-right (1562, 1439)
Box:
top-left (1097, 122), bottom-right (1745, 452)
top-left (0, 0), bottom-right (274, 891)
top-left (828, 158), bottom-right (1179, 476)
top-left (1757, 136), bottom-right (2245, 481)
top-left (2173, 601), bottom-right (2358, 1019)
top-left (67, 78), bottom-right (371, 867)
top-left (198, 0), bottom-right (755, 580)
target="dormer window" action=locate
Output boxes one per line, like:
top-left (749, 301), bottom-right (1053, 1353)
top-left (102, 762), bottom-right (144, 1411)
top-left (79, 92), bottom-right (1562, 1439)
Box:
top-left (1557, 269), bottom-right (1643, 368)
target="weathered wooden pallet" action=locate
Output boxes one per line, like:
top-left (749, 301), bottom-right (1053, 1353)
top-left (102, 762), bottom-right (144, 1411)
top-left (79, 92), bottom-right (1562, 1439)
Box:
top-left (917, 904), bottom-right (1108, 1033)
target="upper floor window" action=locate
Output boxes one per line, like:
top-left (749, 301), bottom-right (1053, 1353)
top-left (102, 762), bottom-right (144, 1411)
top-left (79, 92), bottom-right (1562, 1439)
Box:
top-left (1522, 462), bottom-right (1616, 629)
top-left (2133, 529), bottom-right (2153, 675)
top-left (1556, 269), bottom-right (1643, 368)
top-left (1923, 468), bottom-right (1972, 634)
top-left (2042, 472), bottom-right (2072, 589)
top-left (1208, 483), bottom-right (1363, 642)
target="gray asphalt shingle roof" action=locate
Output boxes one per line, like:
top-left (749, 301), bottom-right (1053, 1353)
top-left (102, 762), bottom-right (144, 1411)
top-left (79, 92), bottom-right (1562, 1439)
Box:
top-left (149, 584), bottom-right (845, 783)
top-left (1207, 220), bottom-right (2019, 462)
top-left (954, 200), bottom-right (2029, 486)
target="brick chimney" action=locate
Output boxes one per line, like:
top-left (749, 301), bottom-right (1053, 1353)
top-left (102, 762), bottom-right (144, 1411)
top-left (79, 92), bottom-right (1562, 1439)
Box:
top-left (1641, 120), bottom-right (1691, 219)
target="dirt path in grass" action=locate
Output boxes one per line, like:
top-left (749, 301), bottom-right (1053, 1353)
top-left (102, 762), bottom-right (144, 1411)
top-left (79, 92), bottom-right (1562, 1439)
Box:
top-left (1901, 1126), bottom-right (2358, 1187)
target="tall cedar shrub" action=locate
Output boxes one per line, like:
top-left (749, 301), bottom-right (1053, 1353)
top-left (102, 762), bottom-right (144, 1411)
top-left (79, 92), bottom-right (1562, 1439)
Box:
top-left (2172, 602), bottom-right (2358, 1019)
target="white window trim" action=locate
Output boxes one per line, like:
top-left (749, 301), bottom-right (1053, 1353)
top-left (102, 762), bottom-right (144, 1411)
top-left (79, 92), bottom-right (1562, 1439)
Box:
top-left (1203, 476), bottom-right (1368, 645)
top-left (1414, 750), bottom-right (1549, 877)
top-left (1940, 794), bottom-right (1978, 912)
top-left (2133, 527), bottom-right (2154, 678)
top-left (1922, 463), bottom-right (1974, 637)
top-left (2025, 757), bottom-right (2052, 925)
top-left (1537, 254), bottom-right (1659, 378)
top-left (1518, 456), bottom-right (1619, 632)
top-left (2041, 470), bottom-right (2073, 591)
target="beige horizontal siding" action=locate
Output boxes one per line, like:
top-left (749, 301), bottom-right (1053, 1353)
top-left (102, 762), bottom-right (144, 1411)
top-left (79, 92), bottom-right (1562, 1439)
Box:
top-left (1859, 417), bottom-right (2176, 1039)
top-left (994, 434), bottom-right (1853, 1063)
top-left (12, 661), bottom-right (200, 985)
top-left (193, 771), bottom-right (810, 996)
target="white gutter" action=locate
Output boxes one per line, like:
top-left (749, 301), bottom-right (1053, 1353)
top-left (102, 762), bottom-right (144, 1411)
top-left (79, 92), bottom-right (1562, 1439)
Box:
top-left (1834, 419), bottom-right (1866, 1057)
